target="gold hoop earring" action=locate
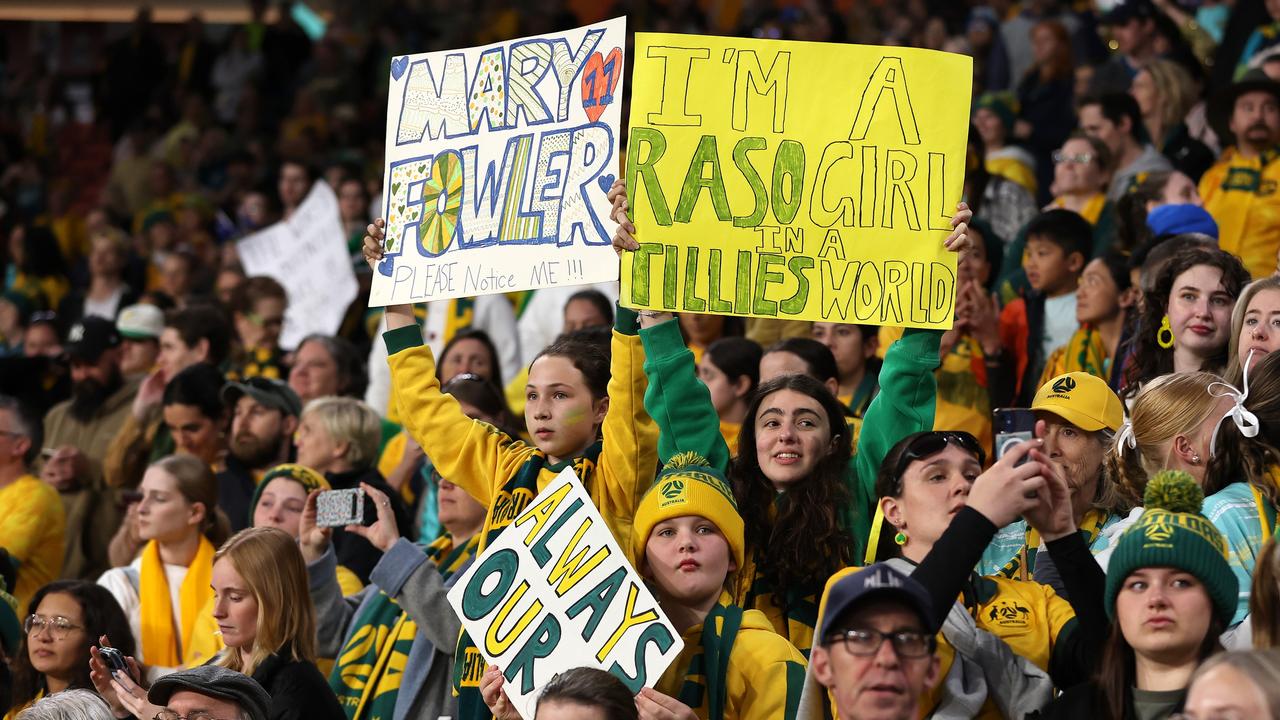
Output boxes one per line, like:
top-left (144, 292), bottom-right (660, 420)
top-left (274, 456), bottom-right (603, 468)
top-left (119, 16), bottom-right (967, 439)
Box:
top-left (1157, 315), bottom-right (1175, 349)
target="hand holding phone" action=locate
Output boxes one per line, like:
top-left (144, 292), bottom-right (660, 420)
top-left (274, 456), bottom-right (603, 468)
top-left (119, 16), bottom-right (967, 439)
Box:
top-left (315, 488), bottom-right (366, 528)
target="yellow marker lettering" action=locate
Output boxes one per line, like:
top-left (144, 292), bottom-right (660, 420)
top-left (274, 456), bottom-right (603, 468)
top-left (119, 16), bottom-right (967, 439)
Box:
top-left (595, 581), bottom-right (659, 662)
top-left (514, 482), bottom-right (572, 547)
top-left (484, 581), bottom-right (545, 656)
top-left (548, 517), bottom-right (610, 596)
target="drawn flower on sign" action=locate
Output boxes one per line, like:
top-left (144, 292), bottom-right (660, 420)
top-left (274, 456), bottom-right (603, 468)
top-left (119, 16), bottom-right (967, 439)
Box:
top-left (420, 152), bottom-right (464, 256)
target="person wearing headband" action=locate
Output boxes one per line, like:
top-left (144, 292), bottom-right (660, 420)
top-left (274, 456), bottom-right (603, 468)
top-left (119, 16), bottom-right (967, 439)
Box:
top-left (977, 372), bottom-right (1131, 594)
top-left (1202, 349), bottom-right (1280, 628)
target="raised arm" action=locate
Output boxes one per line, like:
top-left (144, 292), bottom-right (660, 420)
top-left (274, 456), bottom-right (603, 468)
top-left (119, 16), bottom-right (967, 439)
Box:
top-left (638, 315), bottom-right (732, 473)
top-left (592, 306), bottom-right (662, 563)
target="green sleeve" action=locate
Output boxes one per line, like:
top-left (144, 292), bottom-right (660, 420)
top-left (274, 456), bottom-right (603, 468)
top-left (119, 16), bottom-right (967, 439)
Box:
top-left (638, 318), bottom-right (732, 473)
top-left (849, 327), bottom-right (940, 556)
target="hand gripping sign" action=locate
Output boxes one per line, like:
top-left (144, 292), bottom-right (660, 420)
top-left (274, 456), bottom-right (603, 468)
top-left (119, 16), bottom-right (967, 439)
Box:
top-left (447, 469), bottom-right (683, 719)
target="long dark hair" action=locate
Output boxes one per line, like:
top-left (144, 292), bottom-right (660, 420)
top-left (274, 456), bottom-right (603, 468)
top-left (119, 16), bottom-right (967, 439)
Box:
top-left (731, 375), bottom-right (854, 606)
top-left (8, 581), bottom-right (135, 715)
top-left (705, 337), bottom-right (763, 400)
top-left (1094, 610), bottom-right (1224, 719)
top-left (1122, 245), bottom-right (1249, 400)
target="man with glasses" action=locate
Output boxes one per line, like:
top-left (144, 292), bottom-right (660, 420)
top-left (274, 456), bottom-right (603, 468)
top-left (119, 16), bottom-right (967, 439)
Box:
top-left (0, 395), bottom-right (64, 607)
top-left (143, 665), bottom-right (271, 720)
top-left (809, 563), bottom-right (940, 720)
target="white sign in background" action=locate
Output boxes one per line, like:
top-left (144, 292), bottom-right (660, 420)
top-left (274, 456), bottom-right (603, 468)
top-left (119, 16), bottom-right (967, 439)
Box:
top-left (370, 17), bottom-right (626, 307)
top-left (236, 180), bottom-right (359, 350)
top-left (447, 469), bottom-right (683, 719)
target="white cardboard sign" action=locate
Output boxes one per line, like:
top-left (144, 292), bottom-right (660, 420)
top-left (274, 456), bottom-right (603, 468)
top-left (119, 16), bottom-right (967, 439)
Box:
top-left (447, 469), bottom-right (683, 719)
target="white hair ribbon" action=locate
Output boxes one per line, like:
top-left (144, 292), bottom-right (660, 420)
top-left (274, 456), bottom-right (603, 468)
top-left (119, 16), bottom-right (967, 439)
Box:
top-left (1115, 419), bottom-right (1137, 454)
top-left (1208, 349), bottom-right (1261, 458)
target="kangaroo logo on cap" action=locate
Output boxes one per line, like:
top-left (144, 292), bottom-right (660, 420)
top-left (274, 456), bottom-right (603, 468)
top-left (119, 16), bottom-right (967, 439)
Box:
top-left (1052, 377), bottom-right (1076, 394)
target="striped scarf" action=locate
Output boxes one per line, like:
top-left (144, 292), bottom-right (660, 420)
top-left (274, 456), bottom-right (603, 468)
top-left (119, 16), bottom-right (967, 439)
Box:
top-left (330, 534), bottom-right (479, 720)
top-left (677, 593), bottom-right (744, 720)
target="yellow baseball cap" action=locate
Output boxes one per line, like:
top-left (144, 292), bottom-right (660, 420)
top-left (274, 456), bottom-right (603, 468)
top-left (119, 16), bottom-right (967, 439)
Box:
top-left (1032, 371), bottom-right (1124, 432)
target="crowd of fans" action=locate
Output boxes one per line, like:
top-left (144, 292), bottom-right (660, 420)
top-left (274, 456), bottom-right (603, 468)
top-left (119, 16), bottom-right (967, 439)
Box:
top-left (6, 0), bottom-right (1280, 718)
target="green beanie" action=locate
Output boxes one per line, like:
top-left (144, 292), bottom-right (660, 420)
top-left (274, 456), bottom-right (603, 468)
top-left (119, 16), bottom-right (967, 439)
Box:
top-left (976, 91), bottom-right (1019, 133)
top-left (1104, 471), bottom-right (1237, 625)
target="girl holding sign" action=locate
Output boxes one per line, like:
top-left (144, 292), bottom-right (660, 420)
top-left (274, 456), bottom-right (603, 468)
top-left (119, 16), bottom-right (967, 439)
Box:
top-left (359, 221), bottom-right (660, 720)
top-left (480, 453), bottom-right (808, 720)
top-left (611, 180), bottom-right (973, 655)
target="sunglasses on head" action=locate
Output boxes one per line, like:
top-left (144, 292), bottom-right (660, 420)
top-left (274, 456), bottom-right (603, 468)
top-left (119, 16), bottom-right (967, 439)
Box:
top-left (891, 431), bottom-right (985, 484)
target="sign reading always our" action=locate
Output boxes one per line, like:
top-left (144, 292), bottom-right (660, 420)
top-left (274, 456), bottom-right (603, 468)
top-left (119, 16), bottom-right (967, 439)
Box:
top-left (621, 34), bottom-right (972, 329)
top-left (370, 18), bottom-right (627, 307)
top-left (447, 469), bottom-right (682, 720)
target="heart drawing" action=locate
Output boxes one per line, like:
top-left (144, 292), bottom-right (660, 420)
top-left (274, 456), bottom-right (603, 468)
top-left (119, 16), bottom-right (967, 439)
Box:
top-left (580, 47), bottom-right (622, 123)
top-left (390, 56), bottom-right (409, 81)
top-left (597, 173), bottom-right (616, 194)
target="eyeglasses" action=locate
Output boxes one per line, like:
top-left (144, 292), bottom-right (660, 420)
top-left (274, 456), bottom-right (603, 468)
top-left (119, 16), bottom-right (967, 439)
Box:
top-left (154, 712), bottom-right (237, 720)
top-left (890, 431), bottom-right (985, 484)
top-left (24, 614), bottom-right (84, 639)
top-left (824, 628), bottom-right (935, 658)
top-left (1052, 151), bottom-right (1095, 165)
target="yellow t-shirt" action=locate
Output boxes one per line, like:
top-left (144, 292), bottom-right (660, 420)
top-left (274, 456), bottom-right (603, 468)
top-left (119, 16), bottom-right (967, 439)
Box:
top-left (0, 474), bottom-right (66, 608)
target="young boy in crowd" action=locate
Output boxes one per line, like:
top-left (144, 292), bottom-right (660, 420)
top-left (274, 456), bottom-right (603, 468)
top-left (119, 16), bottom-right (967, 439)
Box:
top-left (997, 210), bottom-right (1092, 404)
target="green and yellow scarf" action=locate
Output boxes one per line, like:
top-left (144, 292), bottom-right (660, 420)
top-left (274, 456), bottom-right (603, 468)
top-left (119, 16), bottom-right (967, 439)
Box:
top-left (330, 533), bottom-right (479, 720)
top-left (677, 592), bottom-right (744, 720)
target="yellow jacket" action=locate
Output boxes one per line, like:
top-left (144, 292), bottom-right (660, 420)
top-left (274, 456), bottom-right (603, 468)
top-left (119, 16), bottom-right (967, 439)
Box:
top-left (1200, 147), bottom-right (1280, 278)
top-left (385, 312), bottom-right (658, 708)
top-left (657, 592), bottom-right (807, 720)
top-left (0, 474), bottom-right (65, 608)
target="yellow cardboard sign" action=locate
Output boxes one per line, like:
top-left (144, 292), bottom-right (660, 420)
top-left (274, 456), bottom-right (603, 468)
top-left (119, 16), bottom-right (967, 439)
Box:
top-left (621, 34), bottom-right (972, 329)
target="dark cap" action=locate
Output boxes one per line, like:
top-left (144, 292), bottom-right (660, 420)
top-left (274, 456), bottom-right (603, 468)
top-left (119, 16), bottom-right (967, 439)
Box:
top-left (1211, 69), bottom-right (1280, 143)
top-left (65, 317), bottom-right (121, 362)
top-left (1101, 0), bottom-right (1156, 25)
top-left (222, 377), bottom-right (302, 417)
top-left (147, 665), bottom-right (271, 720)
top-left (818, 562), bottom-right (936, 642)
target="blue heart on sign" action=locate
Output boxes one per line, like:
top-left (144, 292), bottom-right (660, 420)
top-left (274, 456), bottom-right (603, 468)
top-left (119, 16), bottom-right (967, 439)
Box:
top-left (598, 173), bottom-right (616, 194)
top-left (378, 256), bottom-right (395, 277)
top-left (390, 56), bottom-right (409, 81)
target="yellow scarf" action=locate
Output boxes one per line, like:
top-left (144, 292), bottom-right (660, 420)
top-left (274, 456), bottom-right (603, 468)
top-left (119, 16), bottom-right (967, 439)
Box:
top-left (1050, 193), bottom-right (1106, 225)
top-left (140, 537), bottom-right (215, 667)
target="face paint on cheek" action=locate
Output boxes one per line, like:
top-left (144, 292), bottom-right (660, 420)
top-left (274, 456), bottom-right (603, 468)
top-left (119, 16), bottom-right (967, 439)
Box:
top-left (563, 406), bottom-right (588, 426)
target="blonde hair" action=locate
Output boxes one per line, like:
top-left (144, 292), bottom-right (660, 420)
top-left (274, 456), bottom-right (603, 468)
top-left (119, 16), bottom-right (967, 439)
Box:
top-left (213, 527), bottom-right (317, 674)
top-left (1109, 372), bottom-right (1224, 503)
top-left (153, 454), bottom-right (230, 546)
top-left (1226, 276), bottom-right (1280, 384)
top-left (1141, 59), bottom-right (1197, 138)
top-left (1252, 539), bottom-right (1280, 650)
top-left (1189, 650), bottom-right (1280, 714)
top-left (301, 396), bottom-right (381, 470)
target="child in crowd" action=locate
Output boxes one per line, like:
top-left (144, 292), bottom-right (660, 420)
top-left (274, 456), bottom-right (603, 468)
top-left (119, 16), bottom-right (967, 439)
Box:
top-left (999, 209), bottom-right (1092, 403)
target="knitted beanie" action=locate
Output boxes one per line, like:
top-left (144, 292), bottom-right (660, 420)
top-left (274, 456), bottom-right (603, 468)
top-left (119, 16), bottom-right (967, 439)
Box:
top-left (247, 463), bottom-right (332, 527)
top-left (633, 452), bottom-right (745, 571)
top-left (976, 91), bottom-right (1019, 132)
top-left (1104, 471), bottom-right (1237, 624)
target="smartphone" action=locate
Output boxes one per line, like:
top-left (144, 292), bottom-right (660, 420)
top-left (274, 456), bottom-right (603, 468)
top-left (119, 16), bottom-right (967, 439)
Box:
top-left (98, 646), bottom-right (129, 675)
top-left (315, 488), bottom-right (365, 528)
top-left (993, 408), bottom-right (1037, 465)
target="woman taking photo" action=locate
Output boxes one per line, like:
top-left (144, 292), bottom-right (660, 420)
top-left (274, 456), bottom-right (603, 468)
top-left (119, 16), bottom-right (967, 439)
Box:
top-left (1123, 245), bottom-right (1249, 401)
top-left (4, 581), bottom-right (133, 719)
top-left (293, 396), bottom-right (412, 583)
top-left (97, 454), bottom-right (228, 670)
top-left (870, 428), bottom-right (1107, 716)
top-left (93, 527), bottom-right (344, 720)
top-left (1035, 472), bottom-right (1235, 718)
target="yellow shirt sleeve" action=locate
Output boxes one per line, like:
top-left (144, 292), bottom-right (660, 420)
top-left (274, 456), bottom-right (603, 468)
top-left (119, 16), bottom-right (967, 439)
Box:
top-left (0, 475), bottom-right (66, 607)
top-left (386, 326), bottom-right (537, 509)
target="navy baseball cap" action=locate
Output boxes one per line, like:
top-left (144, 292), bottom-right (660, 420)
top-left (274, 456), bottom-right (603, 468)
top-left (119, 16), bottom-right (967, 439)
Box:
top-left (818, 562), bottom-right (936, 641)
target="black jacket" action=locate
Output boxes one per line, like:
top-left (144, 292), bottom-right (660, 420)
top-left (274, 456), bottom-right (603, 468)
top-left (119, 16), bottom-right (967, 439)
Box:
top-left (251, 648), bottom-right (346, 720)
top-left (1029, 681), bottom-right (1186, 720)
